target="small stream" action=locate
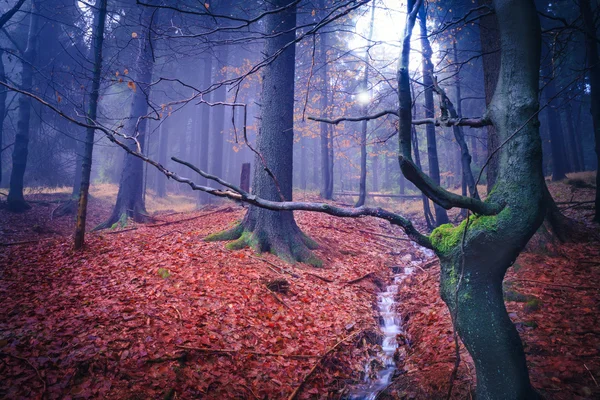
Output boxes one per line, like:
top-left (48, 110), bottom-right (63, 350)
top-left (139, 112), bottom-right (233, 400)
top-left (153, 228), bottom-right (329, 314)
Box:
top-left (345, 265), bottom-right (414, 400)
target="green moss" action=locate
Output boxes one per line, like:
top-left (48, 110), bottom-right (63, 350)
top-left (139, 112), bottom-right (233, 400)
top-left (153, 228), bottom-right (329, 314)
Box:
top-left (205, 223), bottom-right (244, 242)
top-left (430, 213), bottom-right (501, 255)
top-left (524, 298), bottom-right (541, 313)
top-left (157, 268), bottom-right (171, 279)
top-left (301, 233), bottom-right (319, 250)
top-left (431, 223), bottom-right (464, 253)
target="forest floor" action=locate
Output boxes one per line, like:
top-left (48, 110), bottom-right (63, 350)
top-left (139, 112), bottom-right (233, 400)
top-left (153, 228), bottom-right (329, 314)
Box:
top-left (0, 173), bottom-right (599, 399)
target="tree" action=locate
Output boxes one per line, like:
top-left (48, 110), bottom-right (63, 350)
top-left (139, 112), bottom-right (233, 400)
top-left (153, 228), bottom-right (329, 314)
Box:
top-left (95, 7), bottom-right (156, 229)
top-left (74, 0), bottom-right (108, 249)
top-left (205, 0), bottom-right (321, 266)
top-left (580, 0), bottom-right (600, 223)
top-left (355, 0), bottom-right (375, 207)
top-left (418, 4), bottom-right (449, 226)
top-left (7, 0), bottom-right (40, 212)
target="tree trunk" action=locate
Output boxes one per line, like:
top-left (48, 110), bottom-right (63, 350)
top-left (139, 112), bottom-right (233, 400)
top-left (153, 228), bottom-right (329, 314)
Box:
top-left (419, 5), bottom-right (449, 225)
top-left (156, 117), bottom-right (168, 198)
top-left (355, 0), bottom-right (376, 207)
top-left (0, 50), bottom-right (6, 188)
top-left (197, 55), bottom-right (212, 205)
top-left (412, 122), bottom-right (435, 230)
top-left (452, 39), bottom-right (480, 201)
top-left (319, 2), bottom-right (332, 200)
top-left (73, 0), bottom-right (107, 249)
top-left (580, 0), bottom-right (600, 222)
top-left (541, 45), bottom-right (567, 181)
top-left (205, 0), bottom-right (320, 266)
top-left (564, 104), bottom-right (582, 172)
top-left (397, 0), bottom-right (542, 396)
top-left (328, 125), bottom-right (334, 195)
top-left (478, 0), bottom-right (501, 191)
top-left (436, 0), bottom-right (543, 397)
top-left (7, 1), bottom-right (40, 212)
top-left (95, 8), bottom-right (155, 229)
top-left (209, 46), bottom-right (228, 196)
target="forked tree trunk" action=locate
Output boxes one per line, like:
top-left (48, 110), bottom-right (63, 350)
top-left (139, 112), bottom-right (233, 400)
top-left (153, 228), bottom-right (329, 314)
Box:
top-left (95, 8), bottom-right (154, 229)
top-left (7, 1), bottom-right (40, 212)
top-left (398, 0), bottom-right (542, 397)
top-left (435, 0), bottom-right (543, 397)
top-left (73, 0), bottom-right (107, 249)
top-left (205, 0), bottom-right (320, 266)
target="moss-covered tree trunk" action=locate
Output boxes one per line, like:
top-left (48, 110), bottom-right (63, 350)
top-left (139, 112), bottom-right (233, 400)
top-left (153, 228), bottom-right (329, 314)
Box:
top-left (432, 0), bottom-right (544, 397)
top-left (205, 0), bottom-right (320, 266)
top-left (95, 8), bottom-right (155, 229)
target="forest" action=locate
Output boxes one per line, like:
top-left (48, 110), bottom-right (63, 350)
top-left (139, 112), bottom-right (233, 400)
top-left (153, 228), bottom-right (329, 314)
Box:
top-left (0, 0), bottom-right (599, 399)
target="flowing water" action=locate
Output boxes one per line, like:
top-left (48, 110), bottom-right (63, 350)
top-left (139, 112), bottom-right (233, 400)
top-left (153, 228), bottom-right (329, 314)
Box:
top-left (345, 265), bottom-right (414, 400)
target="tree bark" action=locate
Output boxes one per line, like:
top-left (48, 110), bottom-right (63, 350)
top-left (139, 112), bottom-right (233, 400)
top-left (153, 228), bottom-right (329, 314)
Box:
top-left (419, 5), bottom-right (449, 225)
top-left (205, 0), bottom-right (320, 266)
top-left (355, 0), bottom-right (375, 207)
top-left (95, 8), bottom-right (155, 229)
top-left (0, 49), bottom-right (6, 188)
top-left (73, 0), bottom-right (107, 249)
top-left (319, 0), bottom-right (332, 200)
top-left (7, 1), bottom-right (40, 212)
top-left (478, 0), bottom-right (501, 191)
top-left (197, 54), bottom-right (212, 205)
top-left (580, 0), bottom-right (600, 222)
top-left (209, 46), bottom-right (228, 195)
top-left (564, 103), bottom-right (582, 172)
top-left (156, 117), bottom-right (168, 198)
top-left (435, 0), bottom-right (543, 397)
top-left (396, 0), bottom-right (542, 396)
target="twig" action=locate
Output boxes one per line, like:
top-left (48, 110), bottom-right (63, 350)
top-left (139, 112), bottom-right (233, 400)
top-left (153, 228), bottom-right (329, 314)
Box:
top-left (170, 305), bottom-right (182, 320)
top-left (175, 345), bottom-right (317, 359)
top-left (345, 272), bottom-right (374, 285)
top-left (584, 363), bottom-right (599, 386)
top-left (287, 330), bottom-right (362, 400)
top-left (265, 286), bottom-right (291, 309)
top-left (0, 352), bottom-right (46, 399)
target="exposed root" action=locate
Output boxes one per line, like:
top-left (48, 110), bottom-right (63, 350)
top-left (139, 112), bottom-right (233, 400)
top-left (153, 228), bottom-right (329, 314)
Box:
top-left (206, 223), bottom-right (322, 267)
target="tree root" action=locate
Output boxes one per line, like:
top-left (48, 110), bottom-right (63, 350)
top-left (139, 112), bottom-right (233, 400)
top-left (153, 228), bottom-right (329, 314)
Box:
top-left (206, 223), bottom-right (322, 267)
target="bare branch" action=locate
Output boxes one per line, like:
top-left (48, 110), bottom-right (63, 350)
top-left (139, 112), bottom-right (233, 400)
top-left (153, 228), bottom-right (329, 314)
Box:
top-left (398, 156), bottom-right (504, 216)
top-left (308, 109), bottom-right (398, 125)
top-left (0, 79), bottom-right (431, 249)
top-left (411, 116), bottom-right (490, 127)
